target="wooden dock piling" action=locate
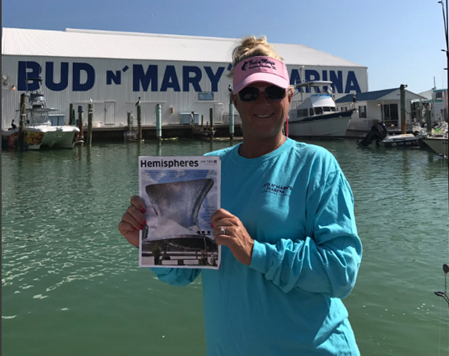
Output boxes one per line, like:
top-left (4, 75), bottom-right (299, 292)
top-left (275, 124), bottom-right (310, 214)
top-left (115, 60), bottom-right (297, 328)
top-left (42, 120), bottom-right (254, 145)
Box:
top-left (87, 103), bottom-right (93, 146)
top-left (400, 84), bottom-right (407, 134)
top-left (209, 108), bottom-right (214, 140)
top-left (69, 103), bottom-right (73, 125)
top-left (78, 105), bottom-right (84, 141)
top-left (18, 93), bottom-right (26, 150)
top-left (137, 104), bottom-right (142, 140)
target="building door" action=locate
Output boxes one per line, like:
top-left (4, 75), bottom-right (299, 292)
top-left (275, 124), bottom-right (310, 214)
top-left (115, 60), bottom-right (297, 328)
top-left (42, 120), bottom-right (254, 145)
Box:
top-left (105, 101), bottom-right (115, 125)
top-left (214, 103), bottom-right (223, 124)
top-left (382, 104), bottom-right (399, 127)
top-left (93, 103), bottom-right (104, 124)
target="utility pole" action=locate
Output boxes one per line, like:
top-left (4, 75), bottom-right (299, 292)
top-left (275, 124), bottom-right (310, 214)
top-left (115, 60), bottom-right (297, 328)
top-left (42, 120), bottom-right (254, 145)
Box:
top-left (439, 0), bottom-right (449, 122)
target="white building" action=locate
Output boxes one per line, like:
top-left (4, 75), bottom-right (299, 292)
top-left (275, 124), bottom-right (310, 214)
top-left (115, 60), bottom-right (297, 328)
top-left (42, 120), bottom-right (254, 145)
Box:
top-left (2, 28), bottom-right (368, 130)
top-left (335, 88), bottom-right (427, 134)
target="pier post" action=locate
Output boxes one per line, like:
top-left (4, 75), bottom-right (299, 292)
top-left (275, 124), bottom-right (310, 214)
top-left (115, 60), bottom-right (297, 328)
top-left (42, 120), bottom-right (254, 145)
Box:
top-left (18, 93), bottom-right (27, 150)
top-left (209, 108), bottom-right (214, 140)
top-left (127, 112), bottom-right (131, 130)
top-left (69, 103), bottom-right (73, 125)
top-left (229, 101), bottom-right (235, 140)
top-left (87, 103), bottom-right (93, 146)
top-left (425, 105), bottom-right (432, 135)
top-left (156, 104), bottom-right (162, 142)
top-left (137, 104), bottom-right (142, 140)
top-left (400, 84), bottom-right (407, 134)
top-left (78, 105), bottom-right (84, 141)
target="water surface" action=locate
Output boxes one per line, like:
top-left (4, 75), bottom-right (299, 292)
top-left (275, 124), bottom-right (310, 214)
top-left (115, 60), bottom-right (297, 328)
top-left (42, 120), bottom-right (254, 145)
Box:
top-left (2, 139), bottom-right (448, 355)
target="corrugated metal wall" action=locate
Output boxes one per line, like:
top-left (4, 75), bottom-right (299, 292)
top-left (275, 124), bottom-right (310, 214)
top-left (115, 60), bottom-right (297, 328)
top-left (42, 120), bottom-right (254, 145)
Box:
top-left (1, 55), bottom-right (368, 130)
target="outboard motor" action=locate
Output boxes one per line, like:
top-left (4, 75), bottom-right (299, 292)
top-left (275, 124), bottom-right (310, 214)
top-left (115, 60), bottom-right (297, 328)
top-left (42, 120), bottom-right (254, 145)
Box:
top-left (357, 123), bottom-right (388, 147)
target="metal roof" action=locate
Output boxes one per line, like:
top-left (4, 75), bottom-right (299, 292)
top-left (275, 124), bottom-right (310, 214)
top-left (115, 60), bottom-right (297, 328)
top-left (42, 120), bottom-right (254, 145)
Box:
top-left (2, 28), bottom-right (365, 67)
top-left (336, 88), bottom-right (398, 103)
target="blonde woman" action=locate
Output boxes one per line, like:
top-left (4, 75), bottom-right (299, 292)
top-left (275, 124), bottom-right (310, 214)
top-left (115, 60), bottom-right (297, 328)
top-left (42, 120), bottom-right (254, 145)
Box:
top-left (120, 36), bottom-right (362, 355)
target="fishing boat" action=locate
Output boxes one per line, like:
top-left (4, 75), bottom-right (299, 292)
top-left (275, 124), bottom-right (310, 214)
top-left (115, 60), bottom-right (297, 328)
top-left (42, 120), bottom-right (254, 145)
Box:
top-left (422, 136), bottom-right (448, 158)
top-left (421, 122), bottom-right (448, 158)
top-left (288, 81), bottom-right (354, 138)
top-left (1, 78), bottom-right (79, 150)
top-left (380, 132), bottom-right (424, 147)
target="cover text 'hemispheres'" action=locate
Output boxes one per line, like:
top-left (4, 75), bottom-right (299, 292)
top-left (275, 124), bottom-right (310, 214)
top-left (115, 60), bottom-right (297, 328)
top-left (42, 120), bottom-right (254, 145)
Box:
top-left (140, 159), bottom-right (199, 168)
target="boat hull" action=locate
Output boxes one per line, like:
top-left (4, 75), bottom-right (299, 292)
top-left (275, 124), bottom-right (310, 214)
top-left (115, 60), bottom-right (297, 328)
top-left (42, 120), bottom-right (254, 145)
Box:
top-left (422, 137), bottom-right (448, 156)
top-left (2, 125), bottom-right (80, 150)
top-left (288, 111), bottom-right (352, 137)
top-left (381, 134), bottom-right (422, 147)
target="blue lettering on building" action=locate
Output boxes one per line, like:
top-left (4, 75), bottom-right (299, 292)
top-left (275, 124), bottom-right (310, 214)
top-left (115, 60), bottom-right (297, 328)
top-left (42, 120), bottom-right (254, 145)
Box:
top-left (73, 63), bottom-right (95, 91)
top-left (18, 61), bottom-right (41, 91)
top-left (160, 65), bottom-right (180, 92)
top-left (133, 64), bottom-right (158, 92)
top-left (46, 62), bottom-right (69, 91)
top-left (17, 61), bottom-right (362, 94)
top-left (289, 68), bottom-right (360, 94)
top-left (183, 66), bottom-right (202, 92)
top-left (107, 70), bottom-right (121, 85)
top-left (344, 71), bottom-right (361, 93)
top-left (204, 67), bottom-right (224, 92)
top-left (330, 71), bottom-right (343, 93)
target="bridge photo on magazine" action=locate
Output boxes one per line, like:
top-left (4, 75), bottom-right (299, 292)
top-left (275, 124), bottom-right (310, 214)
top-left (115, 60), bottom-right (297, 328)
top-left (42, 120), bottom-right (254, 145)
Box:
top-left (138, 156), bottom-right (221, 269)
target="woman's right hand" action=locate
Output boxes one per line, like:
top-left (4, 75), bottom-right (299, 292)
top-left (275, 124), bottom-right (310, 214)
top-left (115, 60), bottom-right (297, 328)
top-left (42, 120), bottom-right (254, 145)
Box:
top-left (118, 195), bottom-right (147, 247)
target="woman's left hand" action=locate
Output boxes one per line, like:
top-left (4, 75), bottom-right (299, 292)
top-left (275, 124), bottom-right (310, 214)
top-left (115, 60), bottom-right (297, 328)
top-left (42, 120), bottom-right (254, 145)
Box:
top-left (211, 208), bottom-right (254, 266)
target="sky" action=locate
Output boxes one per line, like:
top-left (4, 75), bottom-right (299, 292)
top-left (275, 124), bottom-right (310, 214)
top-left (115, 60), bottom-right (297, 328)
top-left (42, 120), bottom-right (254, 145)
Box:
top-left (1, 0), bottom-right (446, 94)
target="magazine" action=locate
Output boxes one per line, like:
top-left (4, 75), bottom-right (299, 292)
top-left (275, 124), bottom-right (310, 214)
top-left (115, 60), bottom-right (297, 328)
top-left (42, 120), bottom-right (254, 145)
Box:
top-left (138, 156), bottom-right (221, 269)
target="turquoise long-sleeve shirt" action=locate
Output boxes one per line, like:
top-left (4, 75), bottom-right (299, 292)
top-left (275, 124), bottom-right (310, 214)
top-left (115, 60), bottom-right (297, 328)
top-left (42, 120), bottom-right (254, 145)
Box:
top-left (152, 138), bottom-right (362, 355)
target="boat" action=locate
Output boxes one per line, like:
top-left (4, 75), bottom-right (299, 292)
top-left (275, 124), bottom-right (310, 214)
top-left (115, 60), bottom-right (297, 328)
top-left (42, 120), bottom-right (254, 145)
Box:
top-left (357, 122), bottom-right (425, 147)
top-left (1, 78), bottom-right (79, 150)
top-left (288, 81), bottom-right (354, 138)
top-left (421, 121), bottom-right (448, 158)
top-left (422, 136), bottom-right (448, 157)
top-left (380, 132), bottom-right (424, 147)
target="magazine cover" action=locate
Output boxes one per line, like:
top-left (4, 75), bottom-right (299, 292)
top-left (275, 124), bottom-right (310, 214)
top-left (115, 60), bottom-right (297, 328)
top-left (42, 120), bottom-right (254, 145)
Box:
top-left (138, 156), bottom-right (221, 269)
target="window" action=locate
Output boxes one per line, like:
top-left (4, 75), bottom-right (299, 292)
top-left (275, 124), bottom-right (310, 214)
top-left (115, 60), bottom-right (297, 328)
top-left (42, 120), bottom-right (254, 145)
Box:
top-left (436, 92), bottom-right (443, 99)
top-left (381, 104), bottom-right (398, 126)
top-left (314, 107), bottom-right (323, 115)
top-left (297, 109), bottom-right (308, 117)
top-left (358, 105), bottom-right (367, 118)
top-left (309, 108), bottom-right (314, 116)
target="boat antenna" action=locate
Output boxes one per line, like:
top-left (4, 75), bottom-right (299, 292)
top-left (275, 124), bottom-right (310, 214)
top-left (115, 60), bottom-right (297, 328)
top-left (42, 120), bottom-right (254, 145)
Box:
top-left (434, 263), bottom-right (449, 307)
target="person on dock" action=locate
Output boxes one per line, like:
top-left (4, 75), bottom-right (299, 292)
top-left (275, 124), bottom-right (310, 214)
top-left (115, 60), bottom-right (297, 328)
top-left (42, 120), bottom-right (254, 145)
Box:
top-left (119, 36), bottom-right (363, 355)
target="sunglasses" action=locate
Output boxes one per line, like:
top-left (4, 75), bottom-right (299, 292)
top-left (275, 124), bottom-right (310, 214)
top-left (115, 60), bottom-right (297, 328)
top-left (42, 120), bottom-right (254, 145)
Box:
top-left (238, 85), bottom-right (286, 102)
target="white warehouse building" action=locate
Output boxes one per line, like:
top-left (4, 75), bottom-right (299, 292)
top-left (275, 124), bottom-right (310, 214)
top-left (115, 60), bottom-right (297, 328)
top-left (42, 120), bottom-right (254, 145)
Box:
top-left (1, 28), bottom-right (368, 131)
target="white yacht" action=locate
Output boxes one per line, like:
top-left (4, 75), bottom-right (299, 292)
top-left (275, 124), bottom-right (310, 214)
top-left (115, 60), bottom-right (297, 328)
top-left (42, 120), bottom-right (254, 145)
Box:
top-left (288, 81), bottom-right (353, 138)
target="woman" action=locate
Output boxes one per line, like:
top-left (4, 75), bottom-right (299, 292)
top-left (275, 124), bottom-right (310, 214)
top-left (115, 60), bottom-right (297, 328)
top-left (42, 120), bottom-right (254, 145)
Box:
top-left (119, 36), bottom-right (362, 355)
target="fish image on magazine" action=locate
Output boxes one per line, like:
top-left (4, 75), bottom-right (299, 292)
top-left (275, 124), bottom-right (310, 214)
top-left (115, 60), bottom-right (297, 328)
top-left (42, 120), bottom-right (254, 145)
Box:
top-left (138, 156), bottom-right (221, 269)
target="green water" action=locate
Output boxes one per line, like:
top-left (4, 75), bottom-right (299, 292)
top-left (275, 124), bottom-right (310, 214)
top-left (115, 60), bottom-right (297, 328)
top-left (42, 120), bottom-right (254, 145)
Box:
top-left (2, 139), bottom-right (448, 356)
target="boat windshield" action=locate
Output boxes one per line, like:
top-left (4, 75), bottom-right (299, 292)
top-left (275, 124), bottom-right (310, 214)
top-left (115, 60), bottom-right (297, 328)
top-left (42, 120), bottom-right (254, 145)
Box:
top-left (29, 111), bottom-right (51, 125)
top-left (314, 107), bottom-right (323, 115)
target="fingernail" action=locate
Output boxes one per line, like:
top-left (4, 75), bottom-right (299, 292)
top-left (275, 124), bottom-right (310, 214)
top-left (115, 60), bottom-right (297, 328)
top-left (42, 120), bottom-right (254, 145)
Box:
top-left (142, 220), bottom-right (146, 225)
top-left (141, 208), bottom-right (146, 214)
top-left (133, 227), bottom-right (137, 231)
top-left (139, 225), bottom-right (143, 230)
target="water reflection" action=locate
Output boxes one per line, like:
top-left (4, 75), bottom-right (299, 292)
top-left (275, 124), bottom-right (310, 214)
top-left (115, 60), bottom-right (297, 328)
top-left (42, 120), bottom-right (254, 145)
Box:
top-left (2, 139), bottom-right (448, 356)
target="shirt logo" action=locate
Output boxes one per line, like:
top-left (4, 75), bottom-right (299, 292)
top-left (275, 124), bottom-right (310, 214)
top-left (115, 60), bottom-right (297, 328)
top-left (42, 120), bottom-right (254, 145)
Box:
top-left (262, 182), bottom-right (292, 196)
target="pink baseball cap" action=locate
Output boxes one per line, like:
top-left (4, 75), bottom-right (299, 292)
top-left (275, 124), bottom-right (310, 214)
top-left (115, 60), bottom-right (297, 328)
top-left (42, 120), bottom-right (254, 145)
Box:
top-left (232, 56), bottom-right (290, 94)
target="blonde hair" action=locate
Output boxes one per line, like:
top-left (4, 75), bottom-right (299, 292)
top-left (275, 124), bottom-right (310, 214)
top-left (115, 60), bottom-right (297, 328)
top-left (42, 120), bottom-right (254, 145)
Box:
top-left (228, 36), bottom-right (294, 95)
top-left (228, 36), bottom-right (283, 78)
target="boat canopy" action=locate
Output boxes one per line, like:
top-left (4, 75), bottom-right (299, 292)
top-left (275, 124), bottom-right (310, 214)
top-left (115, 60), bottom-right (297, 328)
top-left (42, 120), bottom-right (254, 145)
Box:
top-left (296, 94), bottom-right (336, 110)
